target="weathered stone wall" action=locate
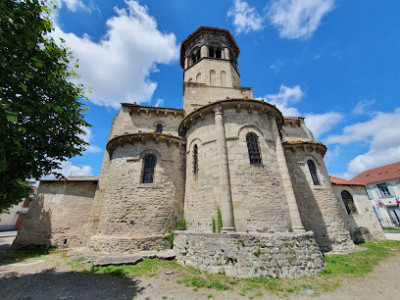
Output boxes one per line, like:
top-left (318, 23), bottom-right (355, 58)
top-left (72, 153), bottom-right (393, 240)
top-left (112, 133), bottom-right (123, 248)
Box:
top-left (331, 184), bottom-right (385, 242)
top-left (183, 103), bottom-right (291, 233)
top-left (174, 231), bottom-right (325, 278)
top-left (183, 83), bottom-right (252, 114)
top-left (88, 140), bottom-right (185, 253)
top-left (284, 147), bottom-right (354, 252)
top-left (281, 118), bottom-right (314, 142)
top-left (13, 179), bottom-right (97, 249)
top-left (109, 106), bottom-right (184, 139)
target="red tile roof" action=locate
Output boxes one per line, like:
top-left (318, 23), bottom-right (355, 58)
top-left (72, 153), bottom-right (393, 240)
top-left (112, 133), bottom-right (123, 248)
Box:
top-left (350, 161), bottom-right (400, 185)
top-left (330, 176), bottom-right (365, 186)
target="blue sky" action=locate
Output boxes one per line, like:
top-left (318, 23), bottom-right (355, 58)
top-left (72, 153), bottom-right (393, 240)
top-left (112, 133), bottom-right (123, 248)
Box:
top-left (49, 0), bottom-right (400, 179)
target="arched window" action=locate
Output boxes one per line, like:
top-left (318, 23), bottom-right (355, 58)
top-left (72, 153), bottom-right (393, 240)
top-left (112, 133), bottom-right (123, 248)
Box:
top-left (307, 160), bottom-right (320, 185)
top-left (156, 123), bottom-right (163, 133)
top-left (142, 154), bottom-right (157, 183)
top-left (341, 190), bottom-right (357, 215)
top-left (246, 132), bottom-right (262, 165)
top-left (209, 46), bottom-right (215, 58)
top-left (193, 144), bottom-right (198, 174)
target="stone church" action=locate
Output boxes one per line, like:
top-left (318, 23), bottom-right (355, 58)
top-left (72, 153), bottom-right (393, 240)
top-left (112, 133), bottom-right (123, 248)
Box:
top-left (14, 27), bottom-right (383, 278)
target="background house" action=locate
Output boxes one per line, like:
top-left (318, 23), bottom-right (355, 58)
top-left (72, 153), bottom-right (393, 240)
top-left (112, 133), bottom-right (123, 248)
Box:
top-left (351, 162), bottom-right (400, 227)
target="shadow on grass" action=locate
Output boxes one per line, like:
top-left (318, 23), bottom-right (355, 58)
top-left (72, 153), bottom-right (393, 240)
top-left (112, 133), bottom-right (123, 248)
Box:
top-left (0, 269), bottom-right (144, 300)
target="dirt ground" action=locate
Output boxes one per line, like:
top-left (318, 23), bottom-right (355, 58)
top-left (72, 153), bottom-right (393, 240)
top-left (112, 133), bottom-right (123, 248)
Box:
top-left (1, 235), bottom-right (400, 300)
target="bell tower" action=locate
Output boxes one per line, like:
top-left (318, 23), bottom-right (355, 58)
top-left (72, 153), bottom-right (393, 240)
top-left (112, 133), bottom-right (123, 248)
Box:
top-left (181, 27), bottom-right (253, 114)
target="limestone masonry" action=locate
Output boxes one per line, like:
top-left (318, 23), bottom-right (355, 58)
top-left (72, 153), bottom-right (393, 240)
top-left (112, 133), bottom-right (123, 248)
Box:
top-left (14, 27), bottom-right (385, 278)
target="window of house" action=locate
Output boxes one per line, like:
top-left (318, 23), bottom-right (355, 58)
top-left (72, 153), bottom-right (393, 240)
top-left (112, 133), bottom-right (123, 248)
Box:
top-left (341, 190), bottom-right (357, 215)
top-left (377, 183), bottom-right (392, 197)
top-left (246, 132), bottom-right (262, 165)
top-left (193, 144), bottom-right (198, 174)
top-left (156, 123), bottom-right (163, 133)
top-left (142, 154), bottom-right (157, 183)
top-left (307, 159), bottom-right (320, 185)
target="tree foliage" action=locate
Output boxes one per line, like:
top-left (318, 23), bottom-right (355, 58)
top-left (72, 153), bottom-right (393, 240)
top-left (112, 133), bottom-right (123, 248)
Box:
top-left (0, 0), bottom-right (90, 212)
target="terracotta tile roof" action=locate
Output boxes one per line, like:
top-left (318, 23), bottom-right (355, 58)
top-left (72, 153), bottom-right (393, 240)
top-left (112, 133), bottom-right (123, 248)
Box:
top-left (330, 176), bottom-right (365, 186)
top-left (180, 26), bottom-right (240, 68)
top-left (350, 161), bottom-right (400, 185)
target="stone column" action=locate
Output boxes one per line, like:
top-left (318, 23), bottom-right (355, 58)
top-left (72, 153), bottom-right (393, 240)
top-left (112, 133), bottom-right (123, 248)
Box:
top-left (184, 57), bottom-right (188, 69)
top-left (270, 115), bottom-right (305, 232)
top-left (214, 105), bottom-right (235, 231)
top-left (224, 48), bottom-right (230, 60)
top-left (201, 45), bottom-right (208, 59)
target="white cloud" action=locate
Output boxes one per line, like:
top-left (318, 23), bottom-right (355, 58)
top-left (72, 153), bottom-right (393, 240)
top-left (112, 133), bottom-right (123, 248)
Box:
top-left (268, 0), bottom-right (335, 39)
top-left (324, 145), bottom-right (340, 166)
top-left (260, 84), bottom-right (343, 139)
top-left (52, 0), bottom-right (179, 108)
top-left (264, 84), bottom-right (303, 116)
top-left (305, 112), bottom-right (343, 139)
top-left (154, 98), bottom-right (164, 107)
top-left (228, 0), bottom-right (264, 34)
top-left (326, 107), bottom-right (400, 176)
top-left (54, 0), bottom-right (86, 12)
top-left (56, 161), bottom-right (93, 177)
top-left (78, 127), bottom-right (102, 153)
top-left (352, 99), bottom-right (375, 115)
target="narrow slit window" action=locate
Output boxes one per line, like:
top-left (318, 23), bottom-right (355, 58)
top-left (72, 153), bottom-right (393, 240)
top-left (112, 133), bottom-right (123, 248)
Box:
top-left (246, 132), bottom-right (262, 165)
top-left (142, 154), bottom-right (157, 183)
top-left (307, 159), bottom-right (320, 185)
top-left (193, 144), bottom-right (198, 174)
top-left (156, 123), bottom-right (163, 133)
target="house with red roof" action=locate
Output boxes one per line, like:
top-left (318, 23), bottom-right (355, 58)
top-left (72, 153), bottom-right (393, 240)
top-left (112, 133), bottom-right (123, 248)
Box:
top-left (351, 162), bottom-right (400, 226)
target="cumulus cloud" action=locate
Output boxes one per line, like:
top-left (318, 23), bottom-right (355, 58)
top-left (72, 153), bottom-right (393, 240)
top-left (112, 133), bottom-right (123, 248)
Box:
top-left (268, 0), bottom-right (335, 39)
top-left (260, 84), bottom-right (343, 140)
top-left (56, 161), bottom-right (93, 177)
top-left (305, 112), bottom-right (343, 139)
top-left (52, 0), bottom-right (179, 108)
top-left (352, 99), bottom-right (376, 115)
top-left (228, 0), bottom-right (264, 34)
top-left (78, 127), bottom-right (102, 153)
top-left (54, 0), bottom-right (86, 12)
top-left (264, 84), bottom-right (303, 116)
top-left (326, 107), bottom-right (400, 176)
top-left (154, 98), bottom-right (164, 107)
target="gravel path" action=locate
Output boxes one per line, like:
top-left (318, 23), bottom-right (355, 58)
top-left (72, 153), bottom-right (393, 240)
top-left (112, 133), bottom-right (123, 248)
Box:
top-left (1, 234), bottom-right (400, 300)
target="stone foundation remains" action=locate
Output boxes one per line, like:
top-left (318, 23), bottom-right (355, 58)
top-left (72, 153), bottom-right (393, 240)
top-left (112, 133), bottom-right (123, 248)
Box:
top-left (173, 231), bottom-right (325, 278)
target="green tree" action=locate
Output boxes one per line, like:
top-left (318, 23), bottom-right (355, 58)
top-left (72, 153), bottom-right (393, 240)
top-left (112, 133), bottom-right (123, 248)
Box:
top-left (0, 0), bottom-right (90, 212)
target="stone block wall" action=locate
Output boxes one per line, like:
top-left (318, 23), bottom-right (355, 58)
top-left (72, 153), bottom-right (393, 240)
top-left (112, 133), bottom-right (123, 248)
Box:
top-left (88, 140), bottom-right (185, 253)
top-left (331, 184), bottom-right (385, 242)
top-left (174, 231), bottom-right (325, 278)
top-left (284, 147), bottom-right (354, 252)
top-left (183, 104), bottom-right (291, 233)
top-left (13, 179), bottom-right (97, 249)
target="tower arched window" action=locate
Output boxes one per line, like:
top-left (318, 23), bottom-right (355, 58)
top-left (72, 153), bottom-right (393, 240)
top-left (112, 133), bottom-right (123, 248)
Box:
top-left (341, 190), bottom-right (357, 215)
top-left (246, 132), bottom-right (262, 165)
top-left (208, 46), bottom-right (222, 59)
top-left (142, 154), bottom-right (157, 183)
top-left (193, 144), bottom-right (198, 174)
top-left (156, 123), bottom-right (163, 133)
top-left (307, 159), bottom-right (320, 185)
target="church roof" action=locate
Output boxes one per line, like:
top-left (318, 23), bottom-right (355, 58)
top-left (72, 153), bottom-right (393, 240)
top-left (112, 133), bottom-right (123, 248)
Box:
top-left (350, 161), bottom-right (400, 185)
top-left (330, 176), bottom-right (365, 186)
top-left (180, 26), bottom-right (240, 68)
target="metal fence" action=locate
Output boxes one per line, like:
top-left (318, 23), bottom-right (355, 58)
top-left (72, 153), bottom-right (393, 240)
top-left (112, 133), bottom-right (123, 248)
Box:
top-left (379, 217), bottom-right (400, 230)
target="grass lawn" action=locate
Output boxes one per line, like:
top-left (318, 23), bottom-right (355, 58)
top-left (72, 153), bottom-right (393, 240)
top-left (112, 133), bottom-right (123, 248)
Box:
top-left (90, 240), bottom-right (400, 298)
top-left (2, 240), bottom-right (400, 298)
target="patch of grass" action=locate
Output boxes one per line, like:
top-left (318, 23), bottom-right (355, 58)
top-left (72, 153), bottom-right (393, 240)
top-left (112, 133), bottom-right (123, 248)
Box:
top-left (217, 209), bottom-right (222, 233)
top-left (0, 248), bottom-right (53, 265)
top-left (91, 258), bottom-right (182, 278)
